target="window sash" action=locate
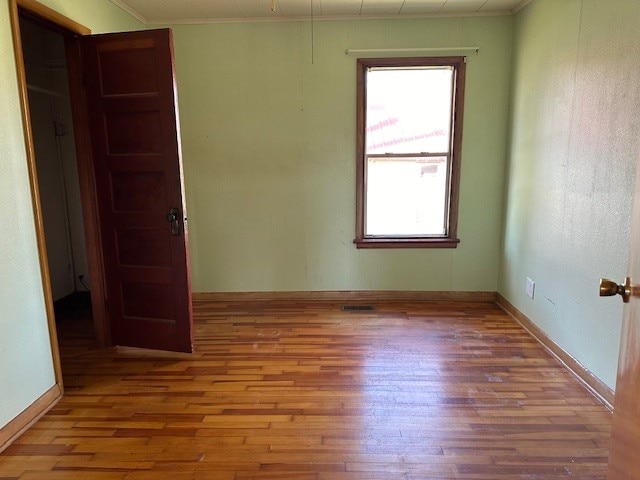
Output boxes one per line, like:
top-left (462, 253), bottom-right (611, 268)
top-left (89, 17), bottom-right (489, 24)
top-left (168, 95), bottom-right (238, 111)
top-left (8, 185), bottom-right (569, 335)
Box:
top-left (364, 153), bottom-right (452, 238)
top-left (364, 65), bottom-right (456, 154)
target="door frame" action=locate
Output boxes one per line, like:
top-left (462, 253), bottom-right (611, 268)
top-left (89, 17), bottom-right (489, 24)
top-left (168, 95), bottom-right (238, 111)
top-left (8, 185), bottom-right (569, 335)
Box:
top-left (8, 0), bottom-right (112, 389)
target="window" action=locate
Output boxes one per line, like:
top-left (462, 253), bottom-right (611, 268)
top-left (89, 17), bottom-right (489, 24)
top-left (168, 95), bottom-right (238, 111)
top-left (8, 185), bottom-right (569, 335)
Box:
top-left (355, 57), bottom-right (466, 248)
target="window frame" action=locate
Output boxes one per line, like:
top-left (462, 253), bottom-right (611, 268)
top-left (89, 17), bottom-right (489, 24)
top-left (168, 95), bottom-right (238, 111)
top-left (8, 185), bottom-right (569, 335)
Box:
top-left (354, 56), bottom-right (466, 249)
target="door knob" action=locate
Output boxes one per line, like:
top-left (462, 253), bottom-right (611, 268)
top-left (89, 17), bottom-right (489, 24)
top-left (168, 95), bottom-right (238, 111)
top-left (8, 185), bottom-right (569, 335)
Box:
top-left (599, 277), bottom-right (632, 303)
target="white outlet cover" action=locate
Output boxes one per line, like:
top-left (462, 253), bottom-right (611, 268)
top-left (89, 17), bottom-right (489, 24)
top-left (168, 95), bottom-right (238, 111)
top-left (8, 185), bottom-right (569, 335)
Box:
top-left (525, 277), bottom-right (535, 299)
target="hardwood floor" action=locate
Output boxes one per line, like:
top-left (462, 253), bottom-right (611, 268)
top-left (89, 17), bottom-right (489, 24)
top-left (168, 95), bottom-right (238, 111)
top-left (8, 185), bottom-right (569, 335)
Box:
top-left (0, 301), bottom-right (612, 479)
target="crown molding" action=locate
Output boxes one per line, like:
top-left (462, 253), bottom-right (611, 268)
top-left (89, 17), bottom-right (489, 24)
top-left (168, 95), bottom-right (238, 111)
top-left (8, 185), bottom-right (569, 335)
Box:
top-left (109, 0), bottom-right (148, 24)
top-left (512, 0), bottom-right (535, 14)
top-left (141, 10), bottom-right (513, 26)
top-left (109, 0), bottom-right (520, 26)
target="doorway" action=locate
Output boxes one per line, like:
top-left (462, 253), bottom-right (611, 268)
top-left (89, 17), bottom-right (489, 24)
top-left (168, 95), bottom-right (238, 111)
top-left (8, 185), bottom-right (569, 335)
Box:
top-left (18, 13), bottom-right (96, 356)
top-left (11, 0), bottom-right (195, 370)
top-left (9, 0), bottom-right (111, 391)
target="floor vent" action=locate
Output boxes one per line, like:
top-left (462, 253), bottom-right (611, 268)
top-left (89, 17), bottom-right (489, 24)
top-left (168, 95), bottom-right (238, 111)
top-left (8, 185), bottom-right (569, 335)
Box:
top-left (341, 305), bottom-right (375, 311)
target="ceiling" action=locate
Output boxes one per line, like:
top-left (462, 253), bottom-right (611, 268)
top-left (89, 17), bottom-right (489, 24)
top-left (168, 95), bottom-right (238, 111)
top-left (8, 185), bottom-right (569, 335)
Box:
top-left (110, 0), bottom-right (533, 24)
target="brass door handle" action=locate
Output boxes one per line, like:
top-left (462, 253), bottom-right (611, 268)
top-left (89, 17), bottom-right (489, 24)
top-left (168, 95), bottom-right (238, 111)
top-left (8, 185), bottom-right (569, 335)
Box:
top-left (599, 277), bottom-right (632, 303)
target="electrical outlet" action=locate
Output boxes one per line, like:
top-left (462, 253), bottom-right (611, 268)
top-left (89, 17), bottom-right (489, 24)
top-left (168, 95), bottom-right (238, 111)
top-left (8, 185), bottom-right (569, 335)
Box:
top-left (525, 277), bottom-right (535, 299)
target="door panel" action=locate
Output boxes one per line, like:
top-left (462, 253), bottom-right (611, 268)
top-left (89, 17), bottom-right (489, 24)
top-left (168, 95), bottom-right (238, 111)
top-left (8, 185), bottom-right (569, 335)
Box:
top-left (607, 166), bottom-right (640, 477)
top-left (80, 29), bottom-right (193, 353)
top-left (116, 229), bottom-right (171, 267)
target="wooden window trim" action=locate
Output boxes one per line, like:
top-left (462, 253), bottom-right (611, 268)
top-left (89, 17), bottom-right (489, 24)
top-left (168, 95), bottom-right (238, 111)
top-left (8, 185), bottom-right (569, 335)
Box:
top-left (354, 56), bottom-right (466, 249)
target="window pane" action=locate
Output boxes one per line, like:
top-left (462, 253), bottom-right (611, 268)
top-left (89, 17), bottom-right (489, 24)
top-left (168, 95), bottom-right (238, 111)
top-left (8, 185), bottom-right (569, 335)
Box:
top-left (366, 68), bottom-right (453, 155)
top-left (365, 156), bottom-right (448, 236)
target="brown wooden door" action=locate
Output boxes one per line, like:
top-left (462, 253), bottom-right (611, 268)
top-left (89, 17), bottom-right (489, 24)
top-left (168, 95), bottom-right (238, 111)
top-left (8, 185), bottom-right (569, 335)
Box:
top-left (607, 174), bottom-right (640, 476)
top-left (79, 29), bottom-right (193, 353)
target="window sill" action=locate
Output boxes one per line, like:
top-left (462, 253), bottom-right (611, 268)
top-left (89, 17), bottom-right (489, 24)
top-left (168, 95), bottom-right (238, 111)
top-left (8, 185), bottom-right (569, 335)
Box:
top-left (353, 237), bottom-right (460, 249)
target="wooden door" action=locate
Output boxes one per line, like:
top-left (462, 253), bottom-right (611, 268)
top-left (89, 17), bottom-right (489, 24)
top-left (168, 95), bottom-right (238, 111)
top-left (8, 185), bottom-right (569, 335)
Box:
top-left (607, 167), bottom-right (640, 476)
top-left (79, 29), bottom-right (193, 353)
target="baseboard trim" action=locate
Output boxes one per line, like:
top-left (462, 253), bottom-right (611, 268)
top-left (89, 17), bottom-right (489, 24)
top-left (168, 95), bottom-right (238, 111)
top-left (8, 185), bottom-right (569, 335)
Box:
top-left (0, 383), bottom-right (62, 453)
top-left (496, 294), bottom-right (614, 410)
top-left (193, 290), bottom-right (497, 303)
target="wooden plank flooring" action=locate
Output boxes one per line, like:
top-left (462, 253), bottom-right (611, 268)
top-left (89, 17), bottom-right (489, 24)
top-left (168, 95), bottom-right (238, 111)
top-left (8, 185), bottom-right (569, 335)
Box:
top-left (0, 301), bottom-right (612, 479)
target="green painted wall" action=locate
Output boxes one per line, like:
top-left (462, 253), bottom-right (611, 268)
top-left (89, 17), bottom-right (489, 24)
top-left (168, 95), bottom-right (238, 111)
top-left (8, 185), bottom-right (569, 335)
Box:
top-left (500, 0), bottom-right (640, 389)
top-left (172, 16), bottom-right (513, 293)
top-left (0, 0), bottom-right (141, 430)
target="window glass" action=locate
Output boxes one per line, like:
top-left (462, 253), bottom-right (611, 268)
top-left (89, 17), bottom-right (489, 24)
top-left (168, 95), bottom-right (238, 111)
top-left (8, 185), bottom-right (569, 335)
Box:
top-left (365, 67), bottom-right (453, 155)
top-left (366, 156), bottom-right (448, 236)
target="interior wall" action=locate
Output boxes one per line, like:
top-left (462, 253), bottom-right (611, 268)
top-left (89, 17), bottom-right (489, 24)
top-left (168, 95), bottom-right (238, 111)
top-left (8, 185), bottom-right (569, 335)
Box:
top-left (0, 0), bottom-right (141, 431)
top-left (500, 0), bottom-right (640, 389)
top-left (171, 16), bottom-right (514, 293)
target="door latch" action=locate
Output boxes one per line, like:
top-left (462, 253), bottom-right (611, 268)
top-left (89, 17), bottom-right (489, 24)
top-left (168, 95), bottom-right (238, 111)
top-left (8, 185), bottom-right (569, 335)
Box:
top-left (166, 208), bottom-right (181, 235)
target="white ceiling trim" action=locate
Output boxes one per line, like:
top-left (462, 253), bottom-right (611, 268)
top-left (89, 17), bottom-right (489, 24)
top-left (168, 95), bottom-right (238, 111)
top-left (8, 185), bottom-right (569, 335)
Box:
top-left (110, 0), bottom-right (148, 24)
top-left (512, 0), bottom-right (534, 13)
top-left (120, 10), bottom-right (515, 26)
top-left (109, 0), bottom-right (531, 26)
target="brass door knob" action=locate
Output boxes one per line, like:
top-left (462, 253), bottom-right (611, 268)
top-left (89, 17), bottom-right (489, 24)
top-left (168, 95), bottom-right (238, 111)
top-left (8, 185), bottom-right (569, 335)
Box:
top-left (599, 277), bottom-right (632, 303)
